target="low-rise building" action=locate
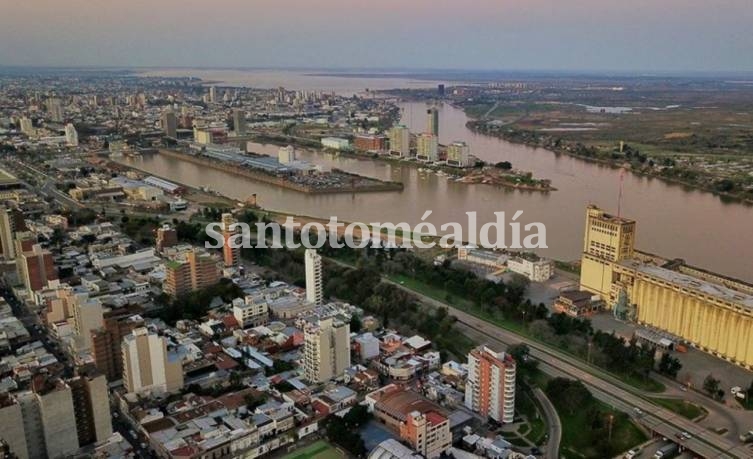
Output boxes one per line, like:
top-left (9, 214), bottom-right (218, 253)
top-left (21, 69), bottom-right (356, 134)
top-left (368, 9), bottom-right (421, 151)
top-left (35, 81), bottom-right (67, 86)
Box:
top-left (507, 256), bottom-right (554, 282)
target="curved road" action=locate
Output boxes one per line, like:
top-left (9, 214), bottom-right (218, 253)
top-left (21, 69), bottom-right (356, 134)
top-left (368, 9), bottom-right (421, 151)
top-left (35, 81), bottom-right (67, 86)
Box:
top-left (532, 388), bottom-right (561, 459)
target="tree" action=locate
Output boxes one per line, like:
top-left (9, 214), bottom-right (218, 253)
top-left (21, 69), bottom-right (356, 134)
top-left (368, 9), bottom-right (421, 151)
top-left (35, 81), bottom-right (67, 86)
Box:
top-left (508, 343), bottom-right (538, 377)
top-left (349, 314), bottom-right (363, 333)
top-left (703, 374), bottom-right (721, 398)
top-left (545, 378), bottom-right (593, 415)
top-left (495, 161), bottom-right (513, 170)
top-left (657, 353), bottom-right (682, 379)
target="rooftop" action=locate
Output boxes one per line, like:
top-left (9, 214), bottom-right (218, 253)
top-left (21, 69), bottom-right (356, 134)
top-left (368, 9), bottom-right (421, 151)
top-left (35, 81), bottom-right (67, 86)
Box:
top-left (626, 261), bottom-right (753, 309)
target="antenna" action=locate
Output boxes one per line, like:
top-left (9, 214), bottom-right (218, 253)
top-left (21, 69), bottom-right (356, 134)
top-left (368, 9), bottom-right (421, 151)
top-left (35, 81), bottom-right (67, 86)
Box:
top-left (617, 167), bottom-right (626, 218)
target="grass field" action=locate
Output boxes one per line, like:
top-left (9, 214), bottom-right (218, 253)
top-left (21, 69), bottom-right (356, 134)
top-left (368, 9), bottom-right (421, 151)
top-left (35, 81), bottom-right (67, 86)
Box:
top-left (650, 397), bottom-right (707, 420)
top-left (283, 441), bottom-right (346, 459)
top-left (558, 401), bottom-right (648, 459)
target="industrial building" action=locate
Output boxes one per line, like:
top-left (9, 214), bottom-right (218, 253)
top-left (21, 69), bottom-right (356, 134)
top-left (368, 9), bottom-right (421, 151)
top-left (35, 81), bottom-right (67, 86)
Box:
top-left (579, 205), bottom-right (753, 368)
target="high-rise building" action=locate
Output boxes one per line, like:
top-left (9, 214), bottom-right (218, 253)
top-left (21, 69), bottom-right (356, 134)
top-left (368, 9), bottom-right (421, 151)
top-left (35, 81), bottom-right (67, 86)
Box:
top-left (389, 125), bottom-right (411, 157)
top-left (426, 107), bottom-right (439, 136)
top-left (465, 345), bottom-right (516, 424)
top-left (303, 317), bottom-right (350, 383)
top-left (72, 293), bottom-right (104, 351)
top-left (68, 369), bottom-right (112, 446)
top-left (65, 123), bottom-right (79, 146)
top-left (16, 243), bottom-right (57, 295)
top-left (155, 224), bottom-right (178, 253)
top-left (416, 133), bottom-right (438, 162)
top-left (446, 141), bottom-right (472, 167)
top-left (163, 249), bottom-right (221, 296)
top-left (161, 110), bottom-right (178, 138)
top-left (209, 86), bottom-right (217, 103)
top-left (30, 377), bottom-right (80, 458)
top-left (122, 327), bottom-right (184, 395)
top-left (0, 394), bottom-right (29, 459)
top-left (0, 207), bottom-right (17, 260)
top-left (579, 205), bottom-right (636, 300)
top-left (221, 213), bottom-right (241, 268)
top-left (5, 374), bottom-right (112, 458)
top-left (233, 109), bottom-right (247, 136)
top-left (47, 98), bottom-right (64, 122)
top-left (437, 84), bottom-right (445, 96)
top-left (305, 249), bottom-right (323, 305)
top-left (19, 116), bottom-right (34, 136)
top-left (91, 310), bottom-right (144, 381)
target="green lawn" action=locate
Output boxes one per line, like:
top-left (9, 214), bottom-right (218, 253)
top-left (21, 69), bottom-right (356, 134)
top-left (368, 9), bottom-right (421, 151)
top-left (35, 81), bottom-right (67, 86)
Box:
top-left (650, 397), bottom-right (707, 420)
top-left (558, 402), bottom-right (648, 459)
top-left (283, 441), bottom-right (346, 459)
top-left (525, 416), bottom-right (547, 445)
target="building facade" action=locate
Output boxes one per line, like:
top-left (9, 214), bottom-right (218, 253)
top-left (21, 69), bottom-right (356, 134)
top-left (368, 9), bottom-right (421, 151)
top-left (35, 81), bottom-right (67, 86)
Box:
top-left (579, 205), bottom-right (753, 369)
top-left (446, 141), bottom-right (472, 167)
top-left (579, 205), bottom-right (636, 302)
top-left (416, 133), bottom-right (438, 162)
top-left (305, 249), bottom-right (323, 305)
top-left (507, 256), bottom-right (554, 282)
top-left (303, 318), bottom-right (350, 383)
top-left (221, 213), bottom-right (241, 268)
top-left (389, 125), bottom-right (411, 157)
top-left (465, 345), bottom-right (516, 424)
top-left (122, 327), bottom-right (184, 395)
top-left (164, 250), bottom-right (221, 296)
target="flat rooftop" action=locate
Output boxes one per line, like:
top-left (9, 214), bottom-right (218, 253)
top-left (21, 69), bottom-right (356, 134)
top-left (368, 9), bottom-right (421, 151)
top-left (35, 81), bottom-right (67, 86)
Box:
top-left (628, 262), bottom-right (753, 309)
top-left (0, 168), bottom-right (20, 186)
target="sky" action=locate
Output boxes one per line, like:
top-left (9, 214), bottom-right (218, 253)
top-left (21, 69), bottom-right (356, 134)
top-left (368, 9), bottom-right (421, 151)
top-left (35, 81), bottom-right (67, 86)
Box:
top-left (1, 0), bottom-right (752, 74)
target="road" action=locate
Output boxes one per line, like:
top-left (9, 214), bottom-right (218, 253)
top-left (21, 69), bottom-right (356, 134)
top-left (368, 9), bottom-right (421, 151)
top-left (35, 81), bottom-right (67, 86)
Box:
top-left (381, 277), bottom-right (752, 458)
top-left (532, 388), bottom-right (561, 459)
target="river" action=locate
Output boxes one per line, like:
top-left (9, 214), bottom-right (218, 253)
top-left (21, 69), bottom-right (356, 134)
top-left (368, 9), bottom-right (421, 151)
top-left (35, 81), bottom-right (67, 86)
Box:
top-left (125, 70), bottom-right (753, 281)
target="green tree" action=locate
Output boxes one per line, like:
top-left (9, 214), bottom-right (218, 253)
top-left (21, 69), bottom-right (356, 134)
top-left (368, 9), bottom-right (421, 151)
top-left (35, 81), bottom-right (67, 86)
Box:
top-left (703, 374), bottom-right (721, 398)
top-left (657, 353), bottom-right (682, 378)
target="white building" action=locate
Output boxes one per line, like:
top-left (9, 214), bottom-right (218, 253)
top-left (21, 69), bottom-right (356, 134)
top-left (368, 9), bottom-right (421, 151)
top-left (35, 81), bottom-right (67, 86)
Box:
top-left (321, 137), bottom-right (351, 151)
top-left (19, 117), bottom-right (34, 136)
top-left (355, 333), bottom-right (380, 361)
top-left (232, 295), bottom-right (269, 328)
top-left (122, 327), bottom-right (183, 395)
top-left (389, 125), bottom-right (411, 157)
top-left (465, 345), bottom-right (516, 424)
top-left (457, 246), bottom-right (507, 269)
top-left (278, 145), bottom-right (296, 164)
top-left (507, 257), bottom-right (554, 282)
top-left (305, 249), bottom-right (323, 305)
top-left (303, 317), bottom-right (351, 383)
top-left (65, 123), bottom-right (79, 146)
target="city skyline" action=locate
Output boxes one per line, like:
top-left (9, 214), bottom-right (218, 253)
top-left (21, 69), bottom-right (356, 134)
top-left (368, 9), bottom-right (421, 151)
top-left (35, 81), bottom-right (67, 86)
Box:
top-left (2, 0), bottom-right (753, 73)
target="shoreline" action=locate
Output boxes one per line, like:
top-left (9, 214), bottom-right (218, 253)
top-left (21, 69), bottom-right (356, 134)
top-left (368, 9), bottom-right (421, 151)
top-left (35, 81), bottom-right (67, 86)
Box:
top-left (465, 119), bottom-right (753, 206)
top-left (156, 148), bottom-right (404, 195)
top-left (248, 133), bottom-right (556, 193)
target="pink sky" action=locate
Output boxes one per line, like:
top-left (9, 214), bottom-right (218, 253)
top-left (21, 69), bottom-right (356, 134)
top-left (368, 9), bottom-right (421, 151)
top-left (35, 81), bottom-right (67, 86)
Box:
top-left (1, 0), bottom-right (752, 72)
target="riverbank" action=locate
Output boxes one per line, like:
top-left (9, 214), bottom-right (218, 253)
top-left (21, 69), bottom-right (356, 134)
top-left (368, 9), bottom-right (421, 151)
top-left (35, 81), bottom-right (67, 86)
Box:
top-left (246, 133), bottom-right (555, 193)
top-left (156, 148), bottom-right (404, 194)
top-left (466, 120), bottom-right (753, 206)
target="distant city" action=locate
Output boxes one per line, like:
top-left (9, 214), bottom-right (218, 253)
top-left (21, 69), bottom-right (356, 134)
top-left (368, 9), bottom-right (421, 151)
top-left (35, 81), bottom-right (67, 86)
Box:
top-left (0, 39), bottom-right (752, 459)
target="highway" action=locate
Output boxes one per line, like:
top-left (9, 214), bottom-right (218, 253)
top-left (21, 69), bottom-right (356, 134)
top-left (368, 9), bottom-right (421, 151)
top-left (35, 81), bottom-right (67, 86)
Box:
top-left (384, 278), bottom-right (752, 459)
